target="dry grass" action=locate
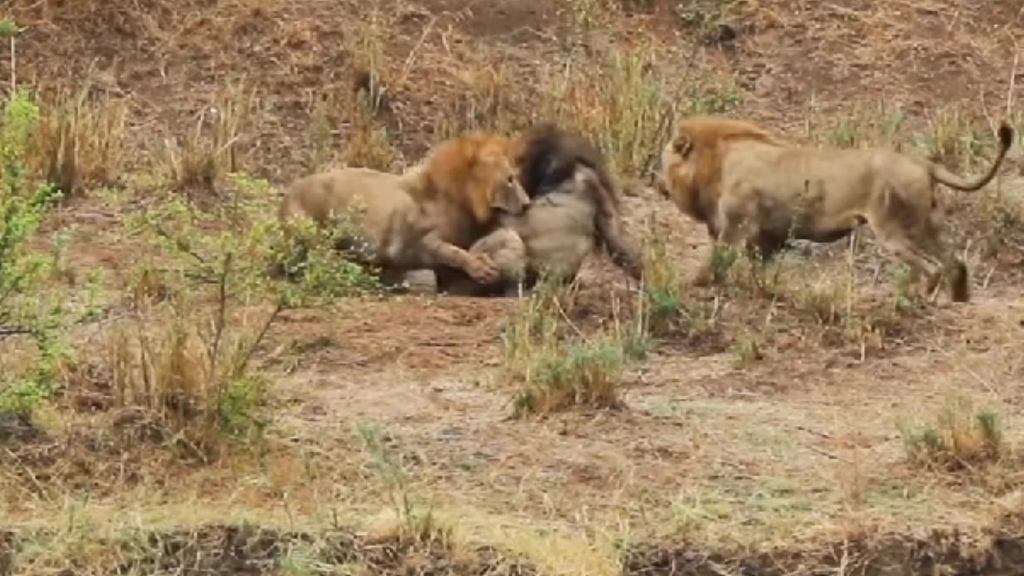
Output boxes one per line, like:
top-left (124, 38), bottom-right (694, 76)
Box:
top-left (153, 82), bottom-right (262, 194)
top-left (28, 85), bottom-right (127, 197)
top-left (898, 395), bottom-right (1008, 472)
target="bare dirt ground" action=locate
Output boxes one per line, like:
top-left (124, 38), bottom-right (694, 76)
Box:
top-left (2, 0), bottom-right (1024, 574)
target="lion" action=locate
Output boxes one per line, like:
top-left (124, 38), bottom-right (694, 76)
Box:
top-left (513, 122), bottom-right (644, 280)
top-left (435, 164), bottom-right (630, 296)
top-left (430, 123), bottom-right (646, 296)
top-left (274, 167), bottom-right (436, 287)
top-left (275, 130), bottom-right (531, 288)
top-left (654, 115), bottom-right (1015, 302)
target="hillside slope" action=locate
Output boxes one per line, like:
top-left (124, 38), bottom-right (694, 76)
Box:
top-left (2, 0), bottom-right (1024, 575)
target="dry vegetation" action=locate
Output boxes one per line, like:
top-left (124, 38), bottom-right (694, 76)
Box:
top-left (1, 0), bottom-right (1024, 574)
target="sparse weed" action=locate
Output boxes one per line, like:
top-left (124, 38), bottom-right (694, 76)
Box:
top-left (921, 105), bottom-right (991, 171)
top-left (155, 81), bottom-right (261, 194)
top-left (898, 395), bottom-right (1007, 472)
top-left (346, 8), bottom-right (391, 118)
top-left (566, 0), bottom-right (612, 36)
top-left (435, 61), bottom-right (523, 139)
top-left (672, 0), bottom-right (745, 45)
top-left (806, 101), bottom-right (907, 150)
top-left (358, 422), bottom-right (452, 547)
top-left (341, 97), bottom-right (400, 171)
top-left (638, 219), bottom-right (713, 337)
top-left (731, 331), bottom-right (763, 367)
top-left (307, 96), bottom-right (334, 172)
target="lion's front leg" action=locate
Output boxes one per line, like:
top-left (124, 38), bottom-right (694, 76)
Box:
top-left (419, 230), bottom-right (500, 285)
top-left (693, 199), bottom-right (751, 287)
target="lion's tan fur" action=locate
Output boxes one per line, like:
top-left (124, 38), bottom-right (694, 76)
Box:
top-left (277, 131), bottom-right (531, 285)
top-left (657, 115), bottom-right (1015, 302)
top-left (401, 130), bottom-right (530, 245)
top-left (277, 167), bottom-right (434, 271)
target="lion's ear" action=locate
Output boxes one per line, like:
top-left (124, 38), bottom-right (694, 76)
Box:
top-left (673, 135), bottom-right (692, 157)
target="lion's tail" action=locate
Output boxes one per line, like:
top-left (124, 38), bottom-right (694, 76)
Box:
top-left (932, 122), bottom-right (1014, 192)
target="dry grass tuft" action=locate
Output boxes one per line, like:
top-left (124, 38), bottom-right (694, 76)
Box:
top-left (100, 305), bottom-right (276, 462)
top-left (898, 395), bottom-right (1008, 472)
top-left (28, 85), bottom-right (128, 197)
top-left (155, 82), bottom-right (261, 194)
top-left (502, 279), bottom-right (626, 417)
top-left (539, 44), bottom-right (742, 181)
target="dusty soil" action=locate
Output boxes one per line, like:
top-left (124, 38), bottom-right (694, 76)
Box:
top-left (2, 0), bottom-right (1024, 574)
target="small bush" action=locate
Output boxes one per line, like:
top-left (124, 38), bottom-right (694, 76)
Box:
top-left (502, 278), bottom-right (626, 417)
top-left (898, 395), bottom-right (1006, 471)
top-left (90, 168), bottom-right (383, 460)
top-left (0, 86), bottom-right (68, 418)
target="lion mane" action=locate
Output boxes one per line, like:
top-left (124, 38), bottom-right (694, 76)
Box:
top-left (401, 130), bottom-right (529, 240)
top-left (510, 122), bottom-right (644, 280)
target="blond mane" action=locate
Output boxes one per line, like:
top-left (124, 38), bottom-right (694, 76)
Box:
top-left (402, 131), bottom-right (514, 225)
top-left (670, 116), bottom-right (782, 218)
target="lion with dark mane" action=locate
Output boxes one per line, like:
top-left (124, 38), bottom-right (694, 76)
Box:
top-left (434, 122), bottom-right (646, 296)
top-left (654, 115), bottom-right (1014, 302)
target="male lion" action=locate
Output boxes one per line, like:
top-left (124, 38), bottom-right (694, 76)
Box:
top-left (655, 115), bottom-right (1014, 303)
top-left (276, 130), bottom-right (530, 288)
top-left (514, 122), bottom-right (644, 281)
top-left (433, 123), bottom-right (646, 296)
top-left (435, 166), bottom-right (606, 296)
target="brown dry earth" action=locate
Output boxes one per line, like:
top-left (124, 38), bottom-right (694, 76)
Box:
top-left (2, 0), bottom-right (1024, 574)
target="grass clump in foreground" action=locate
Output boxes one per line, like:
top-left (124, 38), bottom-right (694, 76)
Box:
top-left (501, 277), bottom-right (628, 417)
top-left (92, 169), bottom-right (384, 461)
top-left (898, 395), bottom-right (1008, 472)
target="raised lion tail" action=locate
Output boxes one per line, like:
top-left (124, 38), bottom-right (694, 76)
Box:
top-left (932, 122), bottom-right (1014, 192)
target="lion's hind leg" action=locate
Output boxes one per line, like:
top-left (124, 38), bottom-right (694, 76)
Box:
top-left (873, 228), bottom-right (953, 304)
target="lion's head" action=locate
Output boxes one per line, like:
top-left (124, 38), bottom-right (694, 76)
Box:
top-left (475, 134), bottom-right (531, 217)
top-left (657, 116), bottom-right (779, 221)
top-left (423, 131), bottom-right (531, 226)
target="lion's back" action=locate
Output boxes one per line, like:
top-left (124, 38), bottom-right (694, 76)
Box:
top-left (282, 167), bottom-right (417, 230)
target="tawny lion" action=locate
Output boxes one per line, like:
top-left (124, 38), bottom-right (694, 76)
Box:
top-left (276, 130), bottom-right (530, 288)
top-left (654, 115), bottom-right (1014, 303)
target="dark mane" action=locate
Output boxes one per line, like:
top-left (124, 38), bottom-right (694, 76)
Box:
top-left (515, 122), bottom-right (621, 210)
